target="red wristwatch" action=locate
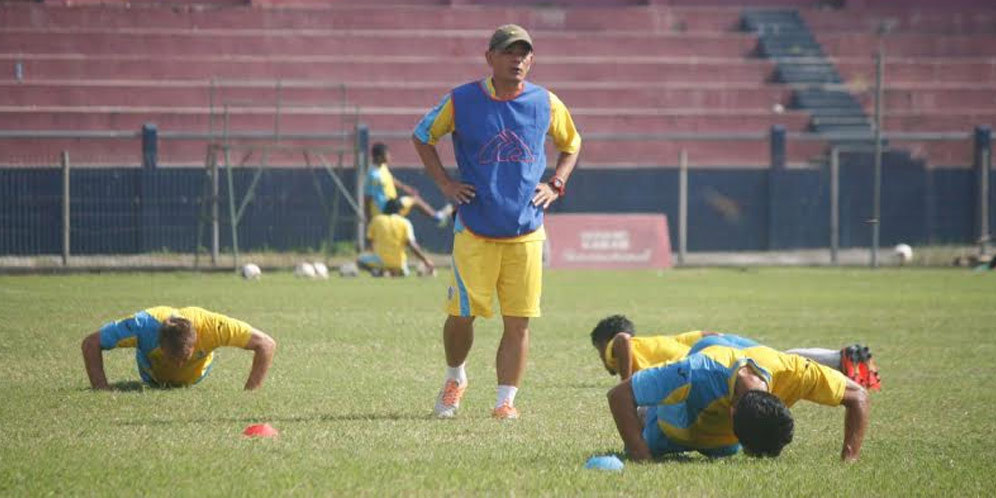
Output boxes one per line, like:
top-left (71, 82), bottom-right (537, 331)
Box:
top-left (548, 176), bottom-right (566, 197)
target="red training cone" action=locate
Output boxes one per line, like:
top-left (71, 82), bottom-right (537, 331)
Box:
top-left (243, 423), bottom-right (278, 438)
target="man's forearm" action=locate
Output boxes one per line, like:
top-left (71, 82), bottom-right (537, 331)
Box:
top-left (551, 151), bottom-right (579, 182)
top-left (841, 382), bottom-right (869, 461)
top-left (81, 333), bottom-right (110, 390)
top-left (244, 337), bottom-right (276, 391)
top-left (607, 382), bottom-right (652, 461)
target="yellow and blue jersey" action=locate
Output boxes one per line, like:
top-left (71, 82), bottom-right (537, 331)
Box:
top-left (98, 306), bottom-right (254, 387)
top-left (365, 163), bottom-right (400, 216)
top-left (366, 213), bottom-right (415, 270)
top-left (413, 77), bottom-right (580, 240)
top-left (631, 338), bottom-right (847, 456)
top-left (603, 331), bottom-right (707, 374)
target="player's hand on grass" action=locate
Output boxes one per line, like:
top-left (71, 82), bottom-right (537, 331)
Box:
top-left (441, 180), bottom-right (475, 204)
top-left (531, 182), bottom-right (560, 209)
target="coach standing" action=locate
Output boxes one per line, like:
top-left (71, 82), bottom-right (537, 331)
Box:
top-left (413, 24), bottom-right (581, 420)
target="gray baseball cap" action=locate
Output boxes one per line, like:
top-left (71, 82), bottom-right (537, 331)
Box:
top-left (489, 24), bottom-right (533, 52)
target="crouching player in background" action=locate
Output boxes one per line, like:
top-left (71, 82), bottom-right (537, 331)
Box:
top-left (81, 306), bottom-right (276, 390)
top-left (590, 314), bottom-right (881, 390)
top-left (607, 335), bottom-right (869, 462)
top-left (357, 198), bottom-right (436, 277)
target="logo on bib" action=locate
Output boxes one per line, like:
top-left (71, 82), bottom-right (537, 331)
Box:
top-left (478, 129), bottom-right (534, 164)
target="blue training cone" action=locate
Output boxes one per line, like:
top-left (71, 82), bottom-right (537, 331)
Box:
top-left (585, 455), bottom-right (625, 471)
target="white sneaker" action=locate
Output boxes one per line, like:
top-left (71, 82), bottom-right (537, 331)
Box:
top-left (433, 379), bottom-right (467, 419)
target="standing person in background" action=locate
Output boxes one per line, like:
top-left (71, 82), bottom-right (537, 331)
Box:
top-left (412, 24), bottom-right (581, 419)
top-left (366, 142), bottom-right (452, 227)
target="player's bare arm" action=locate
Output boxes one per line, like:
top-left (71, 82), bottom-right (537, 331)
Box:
top-left (840, 377), bottom-right (869, 461)
top-left (608, 380), bottom-right (653, 461)
top-left (81, 331), bottom-right (110, 391)
top-left (242, 329), bottom-right (277, 391)
top-left (408, 239), bottom-right (435, 275)
top-left (612, 333), bottom-right (634, 380)
top-left (412, 137), bottom-right (475, 204)
top-left (532, 151), bottom-right (579, 209)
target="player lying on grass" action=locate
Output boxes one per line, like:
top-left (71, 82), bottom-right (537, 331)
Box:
top-left (81, 306), bottom-right (276, 390)
top-left (607, 334), bottom-right (869, 462)
top-left (590, 314), bottom-right (881, 390)
top-left (357, 198), bottom-right (436, 277)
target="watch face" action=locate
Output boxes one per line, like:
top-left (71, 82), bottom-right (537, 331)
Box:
top-left (552, 178), bottom-right (564, 188)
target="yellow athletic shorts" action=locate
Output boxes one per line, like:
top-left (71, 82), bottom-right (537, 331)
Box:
top-left (447, 230), bottom-right (543, 318)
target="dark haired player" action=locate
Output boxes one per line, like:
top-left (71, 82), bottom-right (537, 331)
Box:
top-left (607, 336), bottom-right (869, 461)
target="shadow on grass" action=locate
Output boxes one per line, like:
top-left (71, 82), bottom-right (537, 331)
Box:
top-left (79, 381), bottom-right (191, 393)
top-left (113, 411), bottom-right (431, 426)
top-left (585, 449), bottom-right (717, 466)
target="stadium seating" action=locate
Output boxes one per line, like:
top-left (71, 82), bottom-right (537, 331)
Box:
top-left (802, 6), bottom-right (996, 165)
top-left (0, 1), bottom-right (993, 167)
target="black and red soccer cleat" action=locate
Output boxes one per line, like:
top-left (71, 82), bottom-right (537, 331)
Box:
top-left (841, 344), bottom-right (882, 392)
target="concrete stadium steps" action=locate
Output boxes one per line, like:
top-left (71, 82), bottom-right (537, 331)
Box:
top-left (0, 106), bottom-right (812, 133)
top-left (0, 80), bottom-right (791, 110)
top-left (817, 34), bottom-right (996, 58)
top-left (834, 59), bottom-right (996, 85)
top-left (871, 86), bottom-right (996, 112)
top-left (877, 111), bottom-right (996, 132)
top-left (802, 9), bottom-right (996, 35)
top-left (4, 54), bottom-right (775, 84)
top-left (0, 4), bottom-right (743, 32)
top-left (0, 28), bottom-right (758, 58)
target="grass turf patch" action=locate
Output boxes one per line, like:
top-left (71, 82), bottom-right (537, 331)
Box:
top-left (0, 268), bottom-right (994, 495)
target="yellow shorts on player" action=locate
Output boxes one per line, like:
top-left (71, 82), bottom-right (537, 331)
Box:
top-left (447, 226), bottom-right (544, 318)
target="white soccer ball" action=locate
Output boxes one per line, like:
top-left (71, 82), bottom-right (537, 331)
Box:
top-left (312, 262), bottom-right (329, 279)
top-left (240, 263), bottom-right (262, 280)
top-left (894, 243), bottom-right (913, 265)
top-left (772, 103), bottom-right (785, 114)
top-left (294, 262), bottom-right (317, 279)
top-left (338, 262), bottom-right (359, 278)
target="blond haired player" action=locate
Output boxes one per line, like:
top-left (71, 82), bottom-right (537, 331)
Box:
top-left (81, 306), bottom-right (276, 390)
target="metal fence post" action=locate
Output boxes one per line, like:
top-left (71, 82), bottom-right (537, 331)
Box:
top-left (769, 125), bottom-right (786, 250)
top-left (871, 47), bottom-right (885, 268)
top-left (830, 147), bottom-right (839, 266)
top-left (355, 124), bottom-right (369, 252)
top-left (678, 149), bottom-right (688, 265)
top-left (141, 123), bottom-right (158, 170)
top-left (976, 125), bottom-right (992, 255)
top-left (61, 151), bottom-right (70, 266)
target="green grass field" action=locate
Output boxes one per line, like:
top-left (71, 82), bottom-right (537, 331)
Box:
top-left (1, 268), bottom-right (994, 495)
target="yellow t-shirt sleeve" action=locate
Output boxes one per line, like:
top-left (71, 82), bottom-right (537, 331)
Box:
top-left (184, 307), bottom-right (254, 350)
top-left (413, 94), bottom-right (454, 146)
top-left (671, 331), bottom-right (705, 348)
top-left (548, 91), bottom-right (581, 155)
top-left (798, 361), bottom-right (848, 406)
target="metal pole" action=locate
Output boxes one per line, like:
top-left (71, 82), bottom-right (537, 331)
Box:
top-left (61, 151), bottom-right (70, 266)
top-left (981, 147), bottom-right (991, 256)
top-left (678, 149), bottom-right (688, 266)
top-left (830, 147), bottom-right (840, 266)
top-left (210, 149), bottom-right (220, 265)
top-left (871, 45), bottom-right (884, 268)
top-left (355, 124), bottom-right (369, 252)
